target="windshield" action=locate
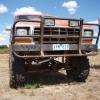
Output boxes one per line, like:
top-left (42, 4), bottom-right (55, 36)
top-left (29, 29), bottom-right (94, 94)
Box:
top-left (18, 15), bottom-right (41, 20)
top-left (17, 15), bottom-right (55, 21)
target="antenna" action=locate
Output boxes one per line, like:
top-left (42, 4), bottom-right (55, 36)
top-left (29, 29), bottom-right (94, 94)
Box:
top-left (62, 11), bottom-right (64, 18)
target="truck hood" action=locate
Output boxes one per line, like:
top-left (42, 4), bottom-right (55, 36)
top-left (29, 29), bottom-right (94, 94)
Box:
top-left (15, 20), bottom-right (92, 28)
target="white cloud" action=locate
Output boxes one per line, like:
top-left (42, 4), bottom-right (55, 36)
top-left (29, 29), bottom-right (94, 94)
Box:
top-left (0, 34), bottom-right (8, 37)
top-left (0, 30), bottom-right (10, 45)
top-left (0, 37), bottom-right (6, 41)
top-left (0, 35), bottom-right (9, 46)
top-left (0, 30), bottom-right (10, 41)
top-left (62, 1), bottom-right (78, 14)
top-left (2, 30), bottom-right (9, 36)
top-left (12, 6), bottom-right (42, 15)
top-left (88, 20), bottom-right (98, 24)
top-left (0, 4), bottom-right (8, 13)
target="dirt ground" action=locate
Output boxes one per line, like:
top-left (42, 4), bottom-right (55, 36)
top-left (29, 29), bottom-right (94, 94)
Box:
top-left (0, 54), bottom-right (100, 100)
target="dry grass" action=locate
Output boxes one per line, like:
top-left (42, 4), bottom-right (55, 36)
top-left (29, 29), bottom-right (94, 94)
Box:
top-left (0, 49), bottom-right (9, 54)
top-left (0, 53), bottom-right (100, 100)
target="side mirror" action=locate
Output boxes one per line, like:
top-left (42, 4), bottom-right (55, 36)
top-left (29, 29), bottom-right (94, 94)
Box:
top-left (98, 18), bottom-right (100, 25)
top-left (5, 26), bottom-right (12, 31)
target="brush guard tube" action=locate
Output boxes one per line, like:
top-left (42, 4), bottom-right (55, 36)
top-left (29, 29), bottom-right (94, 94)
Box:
top-left (11, 16), bottom-right (100, 58)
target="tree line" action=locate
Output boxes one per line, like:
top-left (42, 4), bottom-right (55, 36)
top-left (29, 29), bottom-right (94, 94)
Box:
top-left (0, 45), bottom-right (8, 49)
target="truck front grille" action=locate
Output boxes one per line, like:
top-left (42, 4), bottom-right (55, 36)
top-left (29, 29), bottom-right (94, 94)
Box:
top-left (34, 27), bottom-right (80, 44)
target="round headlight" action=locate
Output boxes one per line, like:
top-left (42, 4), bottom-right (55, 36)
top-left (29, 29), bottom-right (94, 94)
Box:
top-left (17, 29), bottom-right (27, 36)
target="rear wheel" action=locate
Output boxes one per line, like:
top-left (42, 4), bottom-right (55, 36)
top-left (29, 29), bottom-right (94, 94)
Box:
top-left (9, 52), bottom-right (26, 88)
top-left (66, 56), bottom-right (90, 82)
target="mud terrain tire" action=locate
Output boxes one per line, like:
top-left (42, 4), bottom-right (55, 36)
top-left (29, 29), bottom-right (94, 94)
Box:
top-left (9, 52), bottom-right (26, 88)
top-left (66, 56), bottom-right (90, 82)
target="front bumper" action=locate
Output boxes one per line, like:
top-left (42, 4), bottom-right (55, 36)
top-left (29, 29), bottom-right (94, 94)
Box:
top-left (12, 44), bottom-right (98, 58)
top-left (12, 44), bottom-right (97, 51)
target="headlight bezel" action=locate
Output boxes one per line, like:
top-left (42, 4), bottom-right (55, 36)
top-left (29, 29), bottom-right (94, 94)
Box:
top-left (82, 28), bottom-right (94, 40)
top-left (68, 20), bottom-right (79, 27)
top-left (44, 19), bottom-right (55, 26)
top-left (16, 27), bottom-right (30, 36)
top-left (83, 29), bottom-right (94, 37)
top-left (16, 29), bottom-right (27, 36)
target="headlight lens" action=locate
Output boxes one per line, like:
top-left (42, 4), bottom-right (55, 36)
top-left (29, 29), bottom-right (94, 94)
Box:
top-left (44, 19), bottom-right (55, 26)
top-left (17, 29), bottom-right (27, 36)
top-left (83, 30), bottom-right (93, 37)
top-left (69, 20), bottom-right (79, 27)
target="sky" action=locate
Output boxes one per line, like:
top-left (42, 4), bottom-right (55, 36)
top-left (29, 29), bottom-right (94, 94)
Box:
top-left (0, 0), bottom-right (100, 48)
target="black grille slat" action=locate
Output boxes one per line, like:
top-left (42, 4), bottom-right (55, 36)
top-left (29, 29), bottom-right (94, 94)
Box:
top-left (51, 38), bottom-right (58, 41)
top-left (34, 27), bottom-right (80, 44)
top-left (42, 41), bottom-right (77, 44)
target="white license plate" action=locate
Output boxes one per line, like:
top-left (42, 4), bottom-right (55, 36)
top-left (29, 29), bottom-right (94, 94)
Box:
top-left (53, 44), bottom-right (69, 50)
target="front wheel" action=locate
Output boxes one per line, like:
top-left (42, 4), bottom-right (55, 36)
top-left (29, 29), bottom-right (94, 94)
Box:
top-left (66, 56), bottom-right (90, 82)
top-left (9, 52), bottom-right (26, 88)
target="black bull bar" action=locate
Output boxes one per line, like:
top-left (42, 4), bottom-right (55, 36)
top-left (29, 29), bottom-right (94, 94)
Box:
top-left (12, 16), bottom-right (100, 58)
